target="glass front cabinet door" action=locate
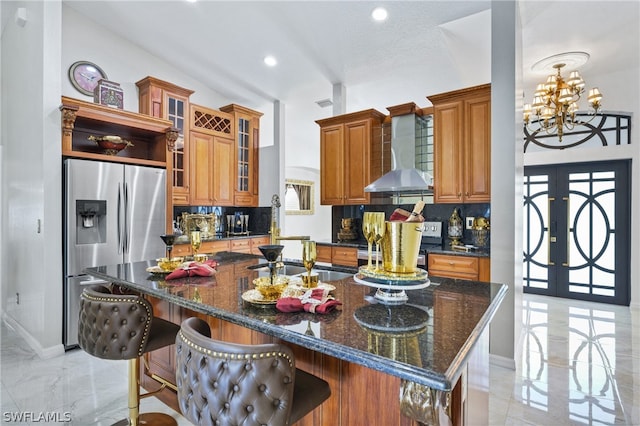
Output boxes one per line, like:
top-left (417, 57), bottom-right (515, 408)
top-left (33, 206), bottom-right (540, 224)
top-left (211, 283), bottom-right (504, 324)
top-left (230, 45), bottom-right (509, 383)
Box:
top-left (220, 104), bottom-right (263, 207)
top-left (136, 76), bottom-right (194, 205)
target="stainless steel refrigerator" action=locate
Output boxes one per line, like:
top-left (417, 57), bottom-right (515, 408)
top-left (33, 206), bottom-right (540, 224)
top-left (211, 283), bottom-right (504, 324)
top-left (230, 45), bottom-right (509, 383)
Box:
top-left (63, 158), bottom-right (166, 349)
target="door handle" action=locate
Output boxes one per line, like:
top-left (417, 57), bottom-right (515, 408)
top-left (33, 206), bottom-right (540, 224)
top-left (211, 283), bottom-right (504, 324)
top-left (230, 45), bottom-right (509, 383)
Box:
top-left (562, 196), bottom-right (570, 267)
top-left (548, 197), bottom-right (555, 266)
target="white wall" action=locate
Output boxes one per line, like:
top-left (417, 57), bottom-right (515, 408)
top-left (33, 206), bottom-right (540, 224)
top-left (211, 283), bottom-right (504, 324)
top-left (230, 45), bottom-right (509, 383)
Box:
top-left (1, 0), bottom-right (63, 357)
top-left (489, 0), bottom-right (523, 367)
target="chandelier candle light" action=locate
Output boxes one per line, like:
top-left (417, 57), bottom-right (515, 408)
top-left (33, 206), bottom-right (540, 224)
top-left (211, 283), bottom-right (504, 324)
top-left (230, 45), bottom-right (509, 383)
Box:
top-left (523, 58), bottom-right (603, 142)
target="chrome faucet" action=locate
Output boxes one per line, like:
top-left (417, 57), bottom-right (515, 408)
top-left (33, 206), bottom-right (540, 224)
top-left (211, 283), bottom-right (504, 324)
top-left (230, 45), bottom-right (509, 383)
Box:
top-left (269, 194), bottom-right (310, 267)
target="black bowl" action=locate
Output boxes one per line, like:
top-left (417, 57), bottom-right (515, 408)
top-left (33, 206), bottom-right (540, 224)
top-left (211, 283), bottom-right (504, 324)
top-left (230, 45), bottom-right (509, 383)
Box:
top-left (258, 245), bottom-right (284, 262)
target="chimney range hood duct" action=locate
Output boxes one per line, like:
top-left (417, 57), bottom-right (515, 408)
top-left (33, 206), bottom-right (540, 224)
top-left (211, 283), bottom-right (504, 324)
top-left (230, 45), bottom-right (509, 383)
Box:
top-left (364, 112), bottom-right (433, 194)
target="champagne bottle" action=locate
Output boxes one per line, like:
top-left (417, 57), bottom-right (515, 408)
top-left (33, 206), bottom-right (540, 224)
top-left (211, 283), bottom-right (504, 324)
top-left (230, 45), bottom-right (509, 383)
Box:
top-left (405, 200), bottom-right (425, 222)
top-left (388, 201), bottom-right (426, 222)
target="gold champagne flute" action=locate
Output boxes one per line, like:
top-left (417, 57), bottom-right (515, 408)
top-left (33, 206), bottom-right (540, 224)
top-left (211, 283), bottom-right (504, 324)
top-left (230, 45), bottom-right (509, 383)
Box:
top-left (302, 240), bottom-right (317, 288)
top-left (190, 230), bottom-right (201, 258)
top-left (362, 212), bottom-right (375, 270)
top-left (372, 213), bottom-right (386, 271)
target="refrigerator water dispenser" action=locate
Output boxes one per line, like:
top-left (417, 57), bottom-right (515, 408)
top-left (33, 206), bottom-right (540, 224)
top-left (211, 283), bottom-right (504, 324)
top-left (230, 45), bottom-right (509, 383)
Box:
top-left (76, 200), bottom-right (107, 244)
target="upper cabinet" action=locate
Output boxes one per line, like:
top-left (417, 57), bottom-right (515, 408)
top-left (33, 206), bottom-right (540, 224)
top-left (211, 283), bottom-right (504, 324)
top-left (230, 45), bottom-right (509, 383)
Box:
top-left (427, 84), bottom-right (491, 204)
top-left (316, 109), bottom-right (388, 205)
top-left (136, 76), bottom-right (194, 205)
top-left (220, 104), bottom-right (263, 207)
top-left (189, 104), bottom-right (235, 206)
top-left (60, 96), bottom-right (176, 167)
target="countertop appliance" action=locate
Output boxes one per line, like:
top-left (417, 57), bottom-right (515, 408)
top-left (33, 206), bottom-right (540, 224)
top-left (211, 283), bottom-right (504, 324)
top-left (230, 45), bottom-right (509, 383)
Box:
top-left (63, 158), bottom-right (166, 349)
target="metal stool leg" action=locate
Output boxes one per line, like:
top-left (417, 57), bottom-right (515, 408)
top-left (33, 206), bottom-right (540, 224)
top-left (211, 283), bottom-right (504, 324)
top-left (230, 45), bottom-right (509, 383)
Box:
top-left (112, 357), bottom-right (177, 426)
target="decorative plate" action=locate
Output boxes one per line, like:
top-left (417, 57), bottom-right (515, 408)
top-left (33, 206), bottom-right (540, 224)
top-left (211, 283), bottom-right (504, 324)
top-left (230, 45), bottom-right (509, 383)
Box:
top-left (146, 266), bottom-right (171, 275)
top-left (241, 289), bottom-right (278, 306)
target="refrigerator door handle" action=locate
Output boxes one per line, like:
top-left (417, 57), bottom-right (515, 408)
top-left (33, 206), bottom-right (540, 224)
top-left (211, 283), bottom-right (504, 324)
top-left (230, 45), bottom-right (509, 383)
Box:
top-left (124, 182), bottom-right (130, 254)
top-left (117, 183), bottom-right (123, 254)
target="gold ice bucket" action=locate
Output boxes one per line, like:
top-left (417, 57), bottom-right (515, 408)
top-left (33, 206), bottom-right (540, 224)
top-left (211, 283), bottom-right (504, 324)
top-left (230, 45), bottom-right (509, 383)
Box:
top-left (381, 221), bottom-right (424, 273)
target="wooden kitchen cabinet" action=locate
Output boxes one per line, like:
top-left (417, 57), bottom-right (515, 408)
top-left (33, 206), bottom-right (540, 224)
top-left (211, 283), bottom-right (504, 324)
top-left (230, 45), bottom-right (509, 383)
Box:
top-left (220, 104), bottom-right (263, 207)
top-left (189, 104), bottom-right (235, 206)
top-left (60, 96), bottom-right (174, 167)
top-left (427, 253), bottom-right (490, 282)
top-left (250, 236), bottom-right (271, 255)
top-left (331, 246), bottom-right (358, 267)
top-left (316, 109), bottom-right (388, 205)
top-left (427, 84), bottom-right (491, 204)
top-left (230, 238), bottom-right (251, 254)
top-left (136, 77), bottom-right (194, 206)
top-left (316, 244), bottom-right (333, 263)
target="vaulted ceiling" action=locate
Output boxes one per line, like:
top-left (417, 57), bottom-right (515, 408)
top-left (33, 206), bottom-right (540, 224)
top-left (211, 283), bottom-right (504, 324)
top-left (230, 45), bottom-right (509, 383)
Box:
top-left (64, 1), bottom-right (638, 113)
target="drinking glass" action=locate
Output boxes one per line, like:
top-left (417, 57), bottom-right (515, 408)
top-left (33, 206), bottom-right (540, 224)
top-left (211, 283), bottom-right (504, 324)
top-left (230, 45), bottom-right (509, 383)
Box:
top-left (190, 231), bottom-right (201, 258)
top-left (372, 213), bottom-right (386, 271)
top-left (302, 240), bottom-right (317, 288)
top-left (362, 212), bottom-right (376, 270)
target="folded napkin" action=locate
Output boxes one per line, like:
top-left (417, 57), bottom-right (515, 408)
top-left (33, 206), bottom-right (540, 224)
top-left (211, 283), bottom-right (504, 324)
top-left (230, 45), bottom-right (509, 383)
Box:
top-left (276, 288), bottom-right (342, 314)
top-left (165, 260), bottom-right (218, 280)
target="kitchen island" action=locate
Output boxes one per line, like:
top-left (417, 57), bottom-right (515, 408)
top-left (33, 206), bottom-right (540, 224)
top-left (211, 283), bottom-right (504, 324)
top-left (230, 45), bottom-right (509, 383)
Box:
top-left (85, 251), bottom-right (506, 425)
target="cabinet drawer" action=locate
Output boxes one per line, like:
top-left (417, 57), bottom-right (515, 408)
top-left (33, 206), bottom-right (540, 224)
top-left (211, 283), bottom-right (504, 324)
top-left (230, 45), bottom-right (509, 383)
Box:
top-left (317, 245), bottom-right (332, 263)
top-left (172, 244), bottom-right (192, 257)
top-left (428, 254), bottom-right (479, 280)
top-left (230, 238), bottom-right (251, 254)
top-left (201, 240), bottom-right (230, 254)
top-left (250, 236), bottom-right (271, 255)
top-left (331, 246), bottom-right (358, 267)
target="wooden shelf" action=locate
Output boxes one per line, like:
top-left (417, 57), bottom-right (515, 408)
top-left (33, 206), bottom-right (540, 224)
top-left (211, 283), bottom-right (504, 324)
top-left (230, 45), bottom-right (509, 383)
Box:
top-left (60, 96), bottom-right (177, 166)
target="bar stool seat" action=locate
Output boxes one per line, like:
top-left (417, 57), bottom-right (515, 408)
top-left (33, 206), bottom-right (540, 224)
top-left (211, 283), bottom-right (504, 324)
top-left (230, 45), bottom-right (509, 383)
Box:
top-left (78, 284), bottom-right (180, 426)
top-left (175, 317), bottom-right (331, 425)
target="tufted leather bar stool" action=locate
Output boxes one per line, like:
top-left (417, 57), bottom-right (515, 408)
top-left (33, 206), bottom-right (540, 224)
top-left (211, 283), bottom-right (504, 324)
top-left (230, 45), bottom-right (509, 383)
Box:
top-left (175, 317), bottom-right (331, 425)
top-left (78, 284), bottom-right (181, 426)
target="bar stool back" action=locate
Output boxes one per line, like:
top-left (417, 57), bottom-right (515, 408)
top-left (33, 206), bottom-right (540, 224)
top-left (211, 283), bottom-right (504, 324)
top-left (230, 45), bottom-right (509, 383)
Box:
top-left (176, 317), bottom-right (331, 425)
top-left (78, 284), bottom-right (180, 426)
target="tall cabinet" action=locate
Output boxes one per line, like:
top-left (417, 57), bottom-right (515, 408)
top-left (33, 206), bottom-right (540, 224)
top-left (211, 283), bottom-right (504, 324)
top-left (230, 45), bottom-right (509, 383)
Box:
top-left (220, 104), bottom-right (263, 207)
top-left (136, 77), bottom-right (194, 205)
top-left (427, 84), bottom-right (491, 204)
top-left (189, 104), bottom-right (235, 206)
top-left (316, 109), bottom-right (387, 205)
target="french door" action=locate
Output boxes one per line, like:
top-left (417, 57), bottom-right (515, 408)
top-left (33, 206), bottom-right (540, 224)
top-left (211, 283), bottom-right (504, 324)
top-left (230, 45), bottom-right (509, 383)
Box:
top-left (523, 161), bottom-right (630, 305)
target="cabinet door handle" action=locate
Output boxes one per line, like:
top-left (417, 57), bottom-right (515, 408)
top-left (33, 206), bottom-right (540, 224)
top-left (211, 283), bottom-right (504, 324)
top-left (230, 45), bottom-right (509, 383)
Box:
top-left (465, 192), bottom-right (470, 197)
top-left (457, 193), bottom-right (462, 198)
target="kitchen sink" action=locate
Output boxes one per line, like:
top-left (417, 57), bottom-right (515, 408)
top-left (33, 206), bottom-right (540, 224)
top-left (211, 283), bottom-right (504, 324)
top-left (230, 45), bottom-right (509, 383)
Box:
top-left (248, 263), bottom-right (352, 282)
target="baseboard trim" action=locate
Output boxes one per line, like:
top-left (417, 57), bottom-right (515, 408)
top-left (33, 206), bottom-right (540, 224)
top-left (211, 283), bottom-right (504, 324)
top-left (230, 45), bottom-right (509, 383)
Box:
top-left (2, 313), bottom-right (65, 359)
top-left (489, 353), bottom-right (516, 370)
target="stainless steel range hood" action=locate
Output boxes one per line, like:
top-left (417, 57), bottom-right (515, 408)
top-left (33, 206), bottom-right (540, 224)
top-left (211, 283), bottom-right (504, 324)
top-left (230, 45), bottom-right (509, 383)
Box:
top-left (365, 110), bottom-right (433, 194)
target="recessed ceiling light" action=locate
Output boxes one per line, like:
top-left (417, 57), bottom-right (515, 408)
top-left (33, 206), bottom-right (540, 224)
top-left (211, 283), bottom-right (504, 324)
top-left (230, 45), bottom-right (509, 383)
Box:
top-left (264, 55), bottom-right (278, 67)
top-left (371, 7), bottom-right (388, 22)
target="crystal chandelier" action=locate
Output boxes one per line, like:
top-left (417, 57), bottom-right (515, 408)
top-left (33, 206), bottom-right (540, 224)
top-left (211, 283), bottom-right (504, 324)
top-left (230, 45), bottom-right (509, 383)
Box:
top-left (523, 62), bottom-right (603, 142)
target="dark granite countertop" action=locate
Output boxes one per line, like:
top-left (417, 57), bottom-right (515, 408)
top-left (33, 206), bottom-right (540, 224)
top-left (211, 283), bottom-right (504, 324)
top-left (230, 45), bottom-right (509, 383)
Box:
top-left (85, 251), bottom-right (506, 391)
